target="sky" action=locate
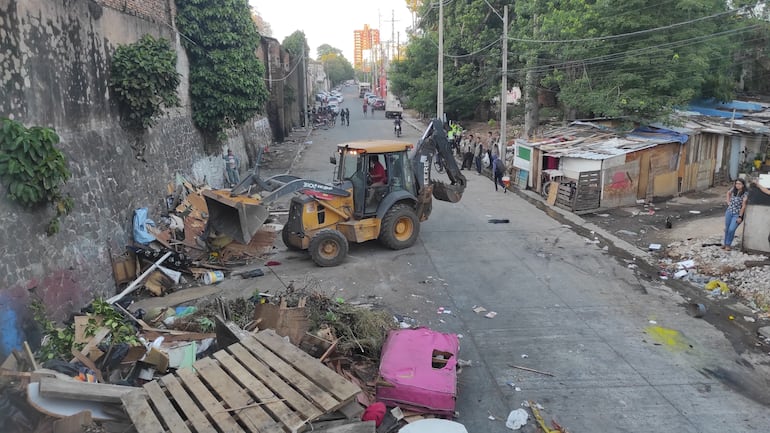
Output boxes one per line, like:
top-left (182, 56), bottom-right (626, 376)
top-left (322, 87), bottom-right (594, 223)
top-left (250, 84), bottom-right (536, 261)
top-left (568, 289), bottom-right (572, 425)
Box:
top-left (249, 0), bottom-right (416, 62)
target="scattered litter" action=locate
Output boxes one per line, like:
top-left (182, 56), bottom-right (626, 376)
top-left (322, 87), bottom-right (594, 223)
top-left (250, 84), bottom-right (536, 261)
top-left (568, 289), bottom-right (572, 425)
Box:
top-left (616, 230), bottom-right (638, 236)
top-left (744, 316), bottom-right (756, 323)
top-left (676, 260), bottom-right (696, 269)
top-left (508, 364), bottom-right (554, 377)
top-left (689, 210), bottom-right (701, 214)
top-left (488, 218), bottom-right (510, 224)
top-left (484, 311), bottom-right (497, 319)
top-left (505, 408), bottom-right (529, 430)
top-left (686, 303), bottom-right (707, 318)
top-left (729, 315), bottom-right (735, 320)
top-left (649, 320), bottom-right (657, 324)
top-left (597, 213), bottom-right (610, 217)
top-left (457, 359), bottom-right (473, 367)
top-left (628, 264), bottom-right (638, 269)
top-left (649, 243), bottom-right (662, 250)
top-left (489, 415), bottom-right (497, 420)
top-left (704, 279), bottom-right (729, 295)
top-left (520, 354), bottom-right (528, 359)
top-left (472, 306), bottom-right (488, 313)
top-left (674, 269), bottom-right (689, 279)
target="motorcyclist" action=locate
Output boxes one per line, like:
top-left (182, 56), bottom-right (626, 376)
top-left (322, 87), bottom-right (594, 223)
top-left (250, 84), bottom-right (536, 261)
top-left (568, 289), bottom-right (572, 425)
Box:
top-left (394, 115), bottom-right (402, 136)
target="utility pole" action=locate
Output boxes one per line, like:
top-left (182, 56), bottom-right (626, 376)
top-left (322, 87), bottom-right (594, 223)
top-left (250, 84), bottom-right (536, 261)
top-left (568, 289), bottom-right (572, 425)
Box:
top-left (437, 0), bottom-right (444, 120)
top-left (524, 12), bottom-right (539, 138)
top-left (301, 43), bottom-right (308, 128)
top-left (499, 5), bottom-right (508, 159)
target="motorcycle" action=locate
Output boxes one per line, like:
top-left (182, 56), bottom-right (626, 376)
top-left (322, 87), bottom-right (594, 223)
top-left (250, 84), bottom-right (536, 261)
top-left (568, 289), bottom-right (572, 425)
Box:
top-left (394, 123), bottom-right (402, 137)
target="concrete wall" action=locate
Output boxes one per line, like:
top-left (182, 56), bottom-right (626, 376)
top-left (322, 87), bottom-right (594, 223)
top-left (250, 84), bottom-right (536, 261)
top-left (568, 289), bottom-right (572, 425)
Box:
top-left (0, 0), bottom-right (272, 357)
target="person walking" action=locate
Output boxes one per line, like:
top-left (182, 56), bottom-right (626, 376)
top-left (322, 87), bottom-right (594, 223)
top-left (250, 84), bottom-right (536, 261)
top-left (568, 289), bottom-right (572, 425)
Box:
top-left (363, 101), bottom-right (368, 118)
top-left (345, 108), bottom-right (350, 126)
top-left (722, 178), bottom-right (749, 251)
top-left (491, 154), bottom-right (507, 192)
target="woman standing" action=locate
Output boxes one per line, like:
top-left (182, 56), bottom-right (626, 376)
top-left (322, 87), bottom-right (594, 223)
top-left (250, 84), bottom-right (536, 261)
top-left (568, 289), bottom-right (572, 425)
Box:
top-left (723, 179), bottom-right (749, 251)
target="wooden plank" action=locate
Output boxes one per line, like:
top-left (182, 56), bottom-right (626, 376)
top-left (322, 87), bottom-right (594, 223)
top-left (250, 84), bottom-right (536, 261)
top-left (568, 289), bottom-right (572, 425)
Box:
top-left (121, 390), bottom-right (163, 433)
top-left (194, 357), bottom-right (282, 433)
top-left (228, 343), bottom-right (322, 420)
top-left (39, 377), bottom-right (134, 403)
top-left (546, 182), bottom-right (558, 206)
top-left (144, 381), bottom-right (192, 433)
top-left (160, 374), bottom-right (216, 433)
top-left (53, 410), bottom-right (92, 433)
top-left (70, 349), bottom-right (104, 383)
top-left (176, 368), bottom-right (244, 433)
top-left (239, 335), bottom-right (340, 412)
top-left (70, 327), bottom-right (110, 363)
top-left (253, 330), bottom-right (360, 402)
top-left (214, 350), bottom-right (306, 432)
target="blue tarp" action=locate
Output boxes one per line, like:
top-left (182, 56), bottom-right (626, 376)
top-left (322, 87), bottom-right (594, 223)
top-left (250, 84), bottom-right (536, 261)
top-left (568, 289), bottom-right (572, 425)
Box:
top-left (686, 106), bottom-right (744, 119)
top-left (630, 126), bottom-right (689, 144)
top-left (692, 98), bottom-right (763, 112)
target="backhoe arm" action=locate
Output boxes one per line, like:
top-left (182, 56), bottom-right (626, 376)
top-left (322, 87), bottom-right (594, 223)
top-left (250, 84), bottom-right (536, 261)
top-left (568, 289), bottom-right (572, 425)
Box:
top-left (412, 119), bottom-right (467, 203)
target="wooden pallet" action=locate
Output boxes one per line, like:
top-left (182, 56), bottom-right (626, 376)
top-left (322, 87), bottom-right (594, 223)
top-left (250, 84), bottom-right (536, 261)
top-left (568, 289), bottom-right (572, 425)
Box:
top-left (122, 329), bottom-right (361, 433)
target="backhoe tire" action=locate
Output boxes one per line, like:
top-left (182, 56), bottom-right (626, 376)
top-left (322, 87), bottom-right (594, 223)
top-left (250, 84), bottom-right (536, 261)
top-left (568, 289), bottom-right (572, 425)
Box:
top-left (282, 225), bottom-right (301, 251)
top-left (309, 229), bottom-right (349, 267)
top-left (379, 204), bottom-right (420, 250)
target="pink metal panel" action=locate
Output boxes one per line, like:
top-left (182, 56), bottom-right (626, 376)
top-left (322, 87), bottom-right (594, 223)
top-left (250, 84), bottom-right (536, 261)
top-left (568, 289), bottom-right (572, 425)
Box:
top-left (376, 328), bottom-right (459, 416)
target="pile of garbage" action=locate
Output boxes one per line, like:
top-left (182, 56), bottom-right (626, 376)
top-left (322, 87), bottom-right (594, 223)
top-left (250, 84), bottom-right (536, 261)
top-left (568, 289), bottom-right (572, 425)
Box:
top-left (659, 236), bottom-right (770, 308)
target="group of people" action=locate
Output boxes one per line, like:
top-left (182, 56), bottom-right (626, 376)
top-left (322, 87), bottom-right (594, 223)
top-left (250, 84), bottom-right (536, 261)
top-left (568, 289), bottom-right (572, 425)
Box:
top-left (305, 105), bottom-right (350, 128)
top-left (455, 130), bottom-right (507, 192)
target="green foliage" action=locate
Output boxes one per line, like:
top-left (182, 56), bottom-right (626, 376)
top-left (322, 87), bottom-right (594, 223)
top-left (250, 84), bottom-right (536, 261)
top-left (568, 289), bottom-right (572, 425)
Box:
top-left (31, 298), bottom-right (141, 362)
top-left (318, 44), bottom-right (354, 87)
top-left (282, 30), bottom-right (309, 57)
top-left (109, 35), bottom-right (181, 130)
top-left (0, 118), bottom-right (73, 234)
top-left (30, 299), bottom-right (75, 362)
top-left (176, 0), bottom-right (269, 137)
top-left (396, 0), bottom-right (763, 124)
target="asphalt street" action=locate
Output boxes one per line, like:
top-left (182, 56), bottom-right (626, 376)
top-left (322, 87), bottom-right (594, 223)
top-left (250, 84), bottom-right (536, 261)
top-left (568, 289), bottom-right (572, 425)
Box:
top-left (232, 85), bottom-right (770, 432)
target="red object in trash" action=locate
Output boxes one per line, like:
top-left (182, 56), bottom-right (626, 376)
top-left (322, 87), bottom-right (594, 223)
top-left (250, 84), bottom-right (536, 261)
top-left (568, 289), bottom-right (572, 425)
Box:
top-left (361, 402), bottom-right (387, 426)
top-left (376, 328), bottom-right (459, 417)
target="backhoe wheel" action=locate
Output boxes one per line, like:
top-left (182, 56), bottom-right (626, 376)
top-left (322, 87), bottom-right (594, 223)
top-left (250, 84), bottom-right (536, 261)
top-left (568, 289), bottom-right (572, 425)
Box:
top-left (282, 225), bottom-right (301, 251)
top-left (379, 204), bottom-right (420, 250)
top-left (309, 229), bottom-right (349, 267)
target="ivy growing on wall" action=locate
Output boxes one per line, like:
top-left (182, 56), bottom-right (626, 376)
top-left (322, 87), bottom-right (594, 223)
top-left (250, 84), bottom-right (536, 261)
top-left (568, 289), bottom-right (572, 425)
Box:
top-left (0, 118), bottom-right (73, 235)
top-left (176, 0), bottom-right (269, 139)
top-left (110, 35), bottom-right (181, 131)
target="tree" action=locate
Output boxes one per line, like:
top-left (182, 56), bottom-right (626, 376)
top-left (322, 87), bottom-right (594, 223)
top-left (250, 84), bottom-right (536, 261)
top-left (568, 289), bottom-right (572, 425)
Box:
top-left (317, 44), bottom-right (354, 86)
top-left (283, 30), bottom-right (309, 57)
top-left (251, 8), bottom-right (273, 37)
top-left (176, 0), bottom-right (269, 139)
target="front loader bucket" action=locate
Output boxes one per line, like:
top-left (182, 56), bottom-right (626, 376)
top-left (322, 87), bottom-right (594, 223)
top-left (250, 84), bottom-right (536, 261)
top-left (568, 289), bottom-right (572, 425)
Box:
top-left (432, 181), bottom-right (465, 203)
top-left (203, 189), bottom-right (269, 244)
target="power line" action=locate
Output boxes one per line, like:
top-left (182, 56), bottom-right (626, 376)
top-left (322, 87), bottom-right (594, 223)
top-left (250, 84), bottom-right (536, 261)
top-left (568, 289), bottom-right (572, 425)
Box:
top-left (507, 8), bottom-right (744, 44)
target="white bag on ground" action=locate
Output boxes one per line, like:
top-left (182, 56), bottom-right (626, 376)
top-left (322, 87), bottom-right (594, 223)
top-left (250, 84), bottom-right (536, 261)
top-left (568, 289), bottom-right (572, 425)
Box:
top-left (505, 408), bottom-right (529, 430)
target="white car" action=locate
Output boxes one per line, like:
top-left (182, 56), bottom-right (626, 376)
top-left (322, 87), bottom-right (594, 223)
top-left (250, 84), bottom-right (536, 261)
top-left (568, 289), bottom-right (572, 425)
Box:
top-left (327, 96), bottom-right (340, 106)
top-left (327, 102), bottom-right (340, 114)
top-left (331, 92), bottom-right (344, 103)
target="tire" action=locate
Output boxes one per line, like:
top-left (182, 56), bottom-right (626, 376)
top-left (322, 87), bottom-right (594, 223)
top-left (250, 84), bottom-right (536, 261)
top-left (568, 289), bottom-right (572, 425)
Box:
top-left (309, 229), bottom-right (349, 267)
top-left (379, 204), bottom-right (420, 250)
top-left (282, 225), bottom-right (301, 251)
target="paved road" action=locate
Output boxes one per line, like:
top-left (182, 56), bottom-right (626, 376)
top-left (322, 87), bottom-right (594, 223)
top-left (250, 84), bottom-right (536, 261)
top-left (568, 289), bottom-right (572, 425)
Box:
top-left (245, 85), bottom-right (770, 432)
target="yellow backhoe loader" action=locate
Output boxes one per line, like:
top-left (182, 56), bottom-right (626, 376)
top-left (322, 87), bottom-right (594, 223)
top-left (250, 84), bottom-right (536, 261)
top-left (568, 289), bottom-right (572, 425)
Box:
top-left (203, 119), bottom-right (466, 266)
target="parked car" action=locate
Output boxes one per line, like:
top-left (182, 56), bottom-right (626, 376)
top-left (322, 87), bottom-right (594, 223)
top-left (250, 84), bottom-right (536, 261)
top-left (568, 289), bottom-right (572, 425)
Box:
top-left (367, 95), bottom-right (378, 105)
top-left (328, 102), bottom-right (340, 114)
top-left (327, 96), bottom-right (340, 106)
top-left (373, 98), bottom-right (385, 110)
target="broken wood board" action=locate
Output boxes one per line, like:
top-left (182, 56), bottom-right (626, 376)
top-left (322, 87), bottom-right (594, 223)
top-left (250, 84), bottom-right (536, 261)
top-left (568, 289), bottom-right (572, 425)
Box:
top-left (53, 410), bottom-right (93, 433)
top-left (27, 382), bottom-right (120, 420)
top-left (546, 181), bottom-right (559, 206)
top-left (122, 329), bottom-right (361, 433)
top-left (39, 377), bottom-right (135, 403)
top-left (254, 297), bottom-right (310, 345)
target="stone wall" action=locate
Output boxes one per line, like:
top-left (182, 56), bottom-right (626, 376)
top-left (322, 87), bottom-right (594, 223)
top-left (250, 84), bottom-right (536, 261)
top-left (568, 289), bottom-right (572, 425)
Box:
top-left (0, 0), bottom-right (272, 357)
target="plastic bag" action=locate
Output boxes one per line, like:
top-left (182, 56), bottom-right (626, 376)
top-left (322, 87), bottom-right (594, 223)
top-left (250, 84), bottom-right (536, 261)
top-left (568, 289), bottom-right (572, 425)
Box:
top-left (482, 153), bottom-right (490, 168)
top-left (132, 208), bottom-right (156, 245)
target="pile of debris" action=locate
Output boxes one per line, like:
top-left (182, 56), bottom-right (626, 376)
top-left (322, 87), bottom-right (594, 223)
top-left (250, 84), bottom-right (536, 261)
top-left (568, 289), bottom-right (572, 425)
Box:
top-left (2, 277), bottom-right (471, 433)
top-left (659, 236), bottom-right (770, 308)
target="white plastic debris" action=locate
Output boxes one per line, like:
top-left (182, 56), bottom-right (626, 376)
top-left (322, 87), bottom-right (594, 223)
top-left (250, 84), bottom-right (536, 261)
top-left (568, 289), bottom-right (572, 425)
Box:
top-left (505, 409), bottom-right (529, 430)
top-left (649, 243), bottom-right (662, 250)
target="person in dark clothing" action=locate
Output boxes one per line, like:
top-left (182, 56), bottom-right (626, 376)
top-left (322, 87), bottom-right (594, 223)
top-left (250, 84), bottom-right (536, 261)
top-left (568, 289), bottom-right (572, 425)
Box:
top-left (474, 142), bottom-right (484, 174)
top-left (491, 154), bottom-right (506, 192)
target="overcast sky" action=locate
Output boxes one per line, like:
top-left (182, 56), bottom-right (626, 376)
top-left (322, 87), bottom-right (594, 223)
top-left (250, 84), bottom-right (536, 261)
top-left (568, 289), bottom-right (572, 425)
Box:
top-left (249, 0), bottom-right (415, 61)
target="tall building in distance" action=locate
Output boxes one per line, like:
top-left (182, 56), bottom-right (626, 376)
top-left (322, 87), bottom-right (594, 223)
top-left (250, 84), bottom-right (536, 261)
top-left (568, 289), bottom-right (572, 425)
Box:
top-left (353, 24), bottom-right (380, 71)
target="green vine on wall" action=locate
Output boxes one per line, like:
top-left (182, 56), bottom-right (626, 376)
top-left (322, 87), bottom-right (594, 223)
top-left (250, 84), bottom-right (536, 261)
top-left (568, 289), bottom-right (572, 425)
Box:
top-left (0, 118), bottom-right (73, 235)
top-left (110, 35), bottom-right (181, 131)
top-left (176, 0), bottom-right (269, 140)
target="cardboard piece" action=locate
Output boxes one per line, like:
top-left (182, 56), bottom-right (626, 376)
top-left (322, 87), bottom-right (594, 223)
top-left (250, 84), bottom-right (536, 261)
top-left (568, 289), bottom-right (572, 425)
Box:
top-left (254, 297), bottom-right (310, 345)
top-left (143, 348), bottom-right (169, 373)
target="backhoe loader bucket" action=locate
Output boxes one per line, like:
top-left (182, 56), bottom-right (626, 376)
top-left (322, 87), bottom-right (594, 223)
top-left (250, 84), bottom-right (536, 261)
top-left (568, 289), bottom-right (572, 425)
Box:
top-left (432, 181), bottom-right (464, 203)
top-left (202, 189), bottom-right (269, 244)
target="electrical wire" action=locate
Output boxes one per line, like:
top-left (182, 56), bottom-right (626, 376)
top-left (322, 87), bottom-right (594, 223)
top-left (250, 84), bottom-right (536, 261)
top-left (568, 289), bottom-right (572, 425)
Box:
top-left (507, 8), bottom-right (744, 44)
